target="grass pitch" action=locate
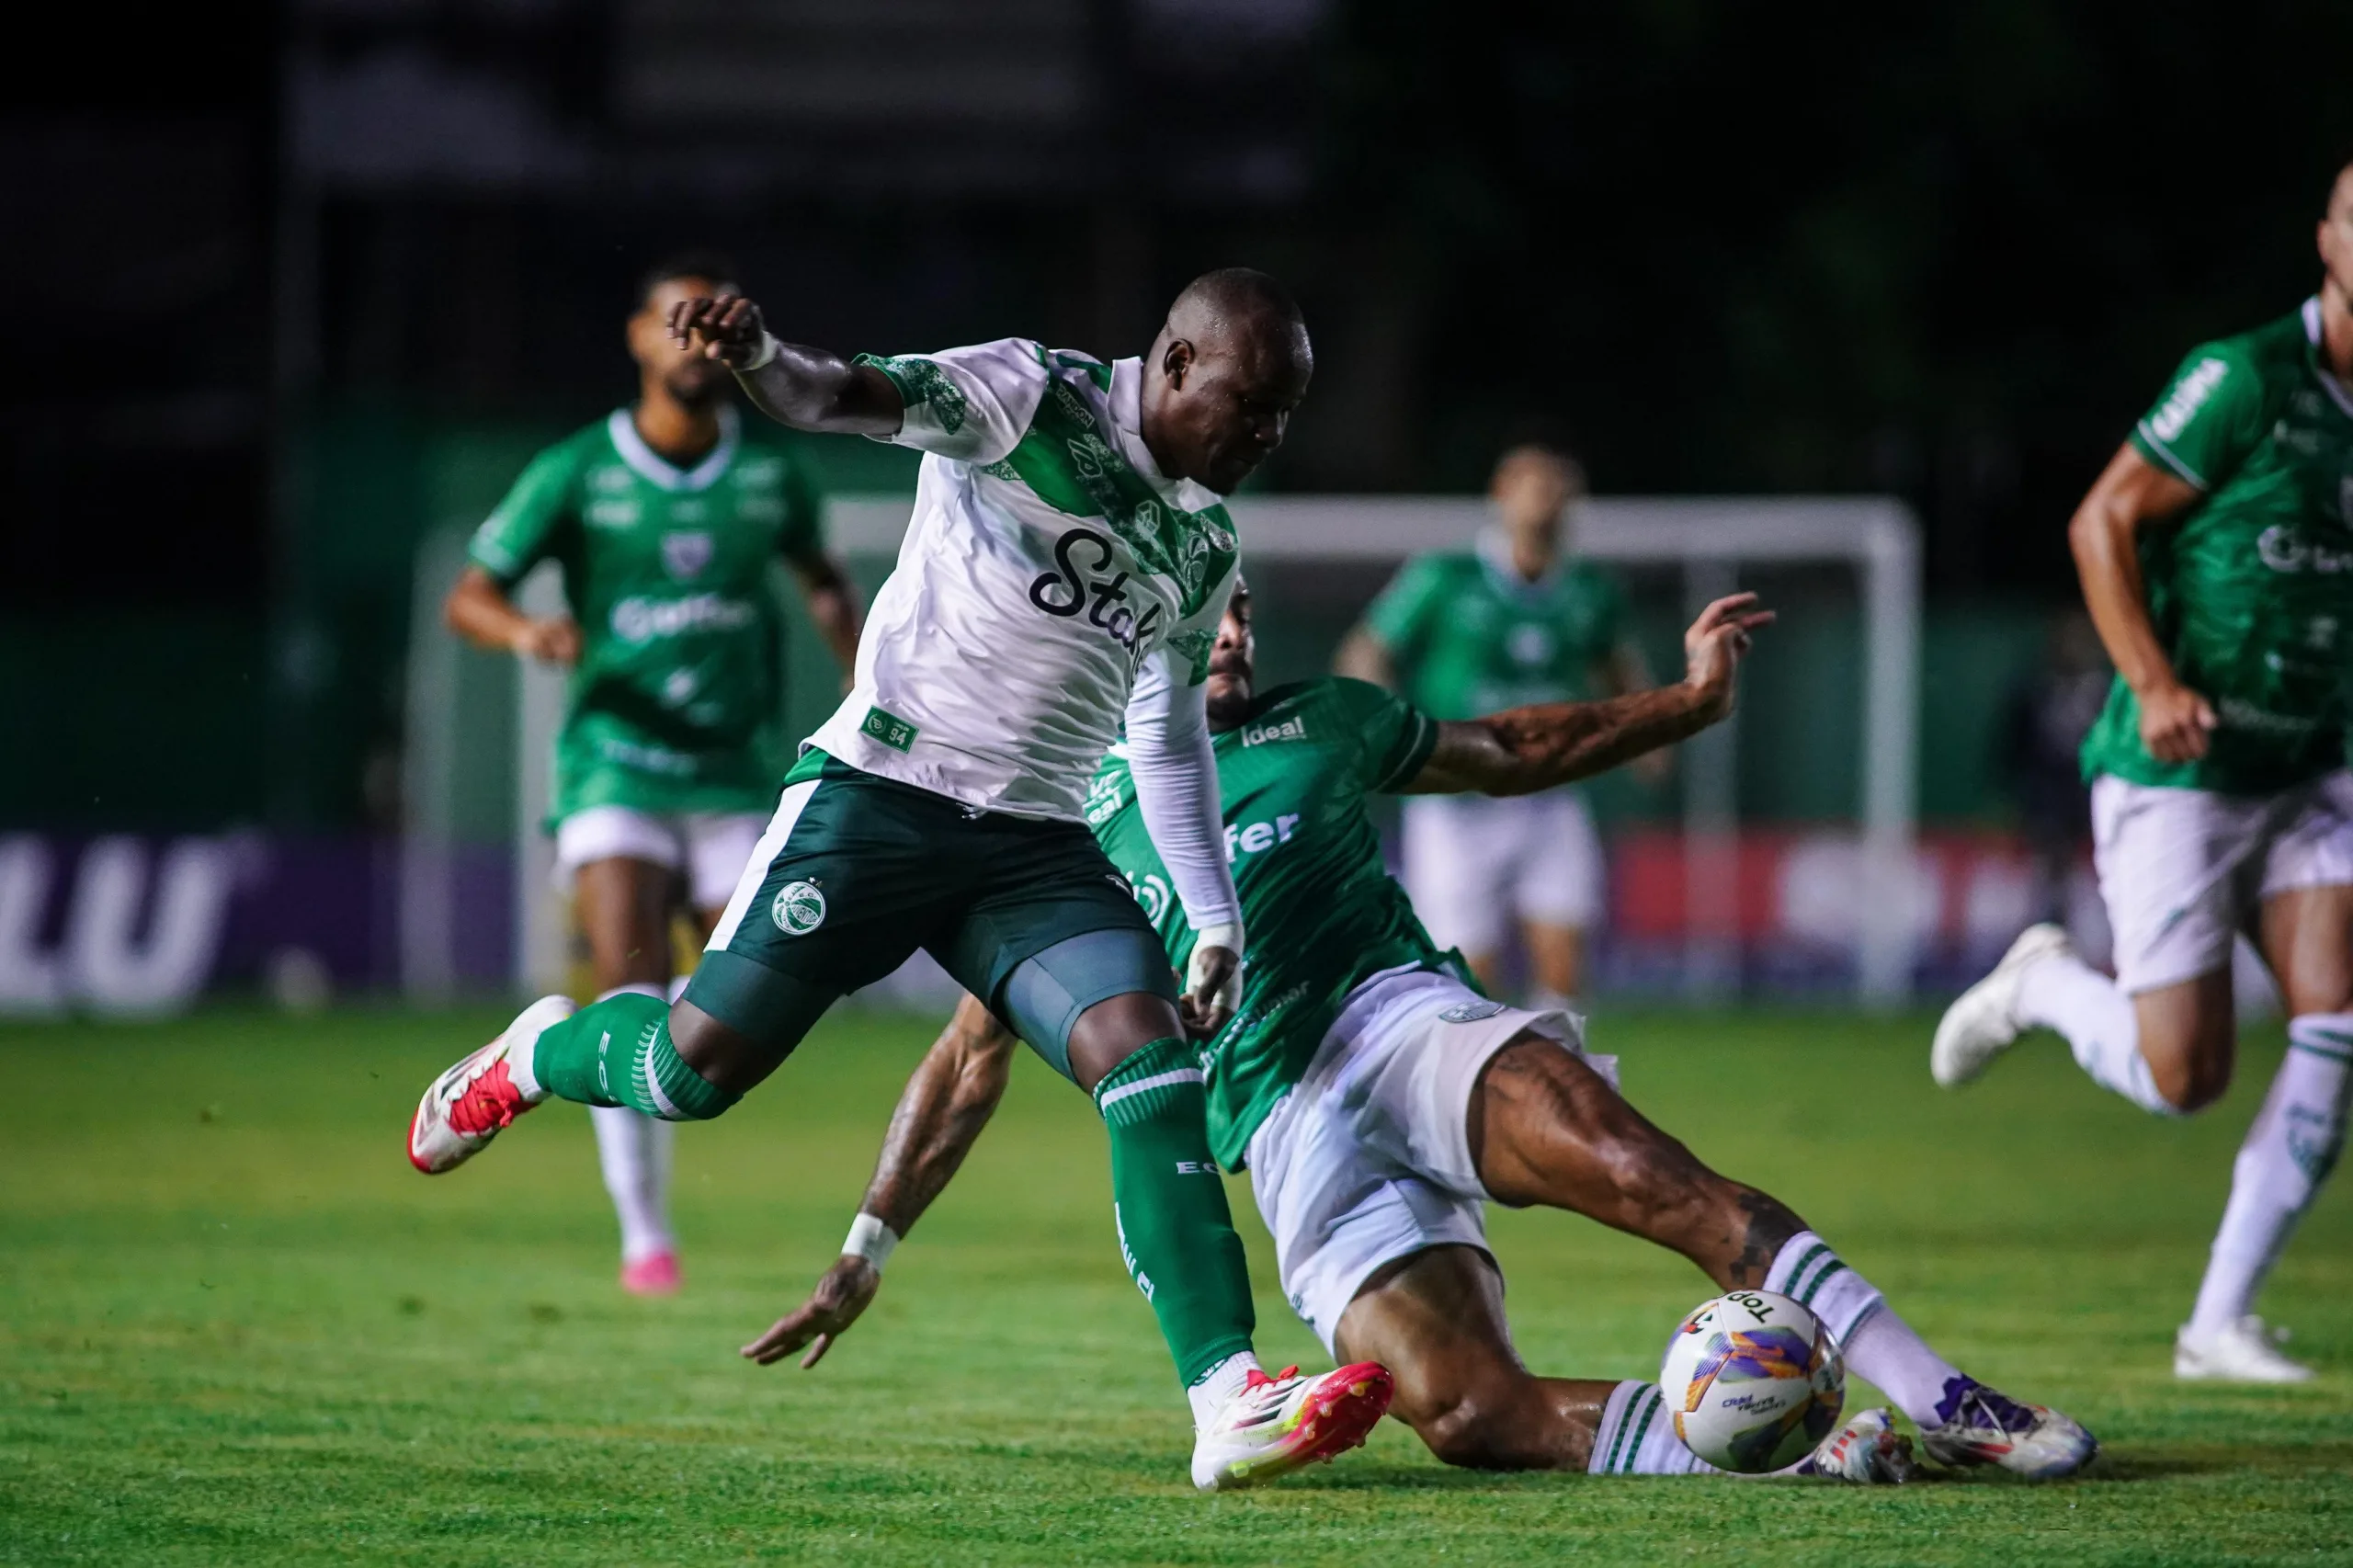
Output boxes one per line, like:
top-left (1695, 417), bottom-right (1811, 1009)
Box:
top-left (2, 1005), bottom-right (2347, 1566)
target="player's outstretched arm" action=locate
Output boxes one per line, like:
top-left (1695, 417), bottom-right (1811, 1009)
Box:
top-left (443, 564), bottom-right (580, 665)
top-left (2068, 443), bottom-right (2212, 764)
top-left (1401, 593), bottom-right (1773, 798)
top-left (667, 293), bottom-right (904, 437)
top-left (741, 995), bottom-right (1017, 1369)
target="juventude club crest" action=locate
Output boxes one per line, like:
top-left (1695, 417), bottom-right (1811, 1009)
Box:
top-left (1438, 999), bottom-right (1507, 1024)
top-left (771, 880), bottom-right (827, 937)
top-left (661, 530), bottom-right (715, 581)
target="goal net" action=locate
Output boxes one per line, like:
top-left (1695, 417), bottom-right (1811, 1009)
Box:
top-left (404, 494), bottom-right (1922, 1008)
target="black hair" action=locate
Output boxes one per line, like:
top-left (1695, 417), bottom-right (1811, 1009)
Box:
top-left (1176, 267), bottom-right (1306, 330)
top-left (637, 251), bottom-right (740, 311)
top-left (1494, 416), bottom-right (1584, 474)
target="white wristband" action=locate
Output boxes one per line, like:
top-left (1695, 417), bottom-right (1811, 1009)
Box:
top-left (735, 330), bottom-right (780, 373)
top-left (1187, 922), bottom-right (1245, 1006)
top-left (843, 1212), bottom-right (899, 1272)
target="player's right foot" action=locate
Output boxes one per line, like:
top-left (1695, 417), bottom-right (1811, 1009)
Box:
top-left (1190, 1362), bottom-right (1394, 1492)
top-left (2175, 1316), bottom-right (2314, 1383)
top-left (1931, 923), bottom-right (2071, 1088)
top-left (1918, 1381), bottom-right (2097, 1479)
top-left (406, 995), bottom-right (572, 1175)
top-left (620, 1251), bottom-right (682, 1297)
top-left (1797, 1406), bottom-right (1915, 1483)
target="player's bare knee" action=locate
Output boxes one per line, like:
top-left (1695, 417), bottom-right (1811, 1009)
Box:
top-left (2152, 1051), bottom-right (2232, 1113)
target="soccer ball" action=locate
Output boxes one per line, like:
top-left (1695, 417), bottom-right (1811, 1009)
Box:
top-left (1657, 1290), bottom-right (1845, 1473)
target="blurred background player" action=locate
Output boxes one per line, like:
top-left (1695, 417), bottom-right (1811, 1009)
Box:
top-left (766, 581), bottom-right (2093, 1481)
top-left (1337, 441), bottom-right (1659, 1009)
top-left (1997, 611), bottom-right (2109, 930)
top-left (1934, 161), bottom-right (2353, 1382)
top-left (443, 253), bottom-right (862, 1295)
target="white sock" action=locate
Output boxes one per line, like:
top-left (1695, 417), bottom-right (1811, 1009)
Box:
top-left (1187, 1351), bottom-right (1264, 1428)
top-left (590, 984), bottom-right (675, 1264)
top-left (1588, 1381), bottom-right (1714, 1475)
top-left (2186, 1014), bottom-right (2353, 1338)
top-left (1768, 1232), bottom-right (1966, 1429)
top-left (2016, 951), bottom-right (2178, 1114)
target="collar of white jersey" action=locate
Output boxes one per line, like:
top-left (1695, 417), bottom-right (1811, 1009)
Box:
top-left (1475, 523), bottom-right (1569, 596)
top-left (2305, 297), bottom-right (2353, 421)
top-left (607, 403), bottom-right (741, 493)
top-left (1108, 356), bottom-right (1226, 510)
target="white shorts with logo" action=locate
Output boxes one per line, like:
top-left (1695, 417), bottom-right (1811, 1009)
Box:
top-left (554, 806), bottom-right (770, 914)
top-left (2090, 769), bottom-right (2353, 994)
top-left (1245, 964), bottom-right (1614, 1356)
top-left (1402, 790), bottom-right (1605, 955)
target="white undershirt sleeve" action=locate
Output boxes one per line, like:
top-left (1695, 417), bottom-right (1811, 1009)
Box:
top-left (1122, 650), bottom-right (1242, 938)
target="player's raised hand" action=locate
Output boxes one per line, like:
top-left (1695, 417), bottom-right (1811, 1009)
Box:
top-left (1682, 592), bottom-right (1775, 718)
top-left (742, 1255), bottom-right (881, 1369)
top-left (511, 615), bottom-right (582, 667)
top-left (2137, 679), bottom-right (2218, 764)
top-left (667, 293), bottom-right (769, 369)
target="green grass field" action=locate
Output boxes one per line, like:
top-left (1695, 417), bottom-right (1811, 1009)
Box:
top-left (2, 1005), bottom-right (2347, 1566)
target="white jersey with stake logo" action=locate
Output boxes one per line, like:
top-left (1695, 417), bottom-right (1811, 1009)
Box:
top-left (805, 339), bottom-right (1243, 826)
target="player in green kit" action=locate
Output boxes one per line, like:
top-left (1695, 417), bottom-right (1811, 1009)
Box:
top-left (438, 254), bottom-right (862, 1294)
top-left (1935, 160), bottom-right (2353, 1382)
top-left (1337, 442), bottom-right (1656, 1008)
top-left (764, 581), bottom-right (2096, 1483)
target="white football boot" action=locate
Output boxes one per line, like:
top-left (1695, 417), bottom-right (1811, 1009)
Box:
top-left (406, 995), bottom-right (573, 1174)
top-left (1918, 1381), bottom-right (2097, 1479)
top-left (2175, 1316), bottom-right (2314, 1384)
top-left (1931, 923), bottom-right (2073, 1088)
top-left (1796, 1406), bottom-right (1915, 1483)
top-left (1190, 1362), bottom-right (1394, 1492)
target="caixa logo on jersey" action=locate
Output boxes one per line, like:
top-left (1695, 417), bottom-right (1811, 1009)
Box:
top-left (2256, 523), bottom-right (2353, 574)
top-left (1029, 528), bottom-right (1164, 666)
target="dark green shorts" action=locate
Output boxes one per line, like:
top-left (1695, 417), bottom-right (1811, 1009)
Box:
top-left (686, 751), bottom-right (1176, 1066)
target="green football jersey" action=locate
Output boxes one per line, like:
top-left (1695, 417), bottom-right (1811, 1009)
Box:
top-left (1362, 535), bottom-right (1627, 720)
top-left (1089, 677), bottom-right (1452, 1170)
top-left (469, 405), bottom-right (826, 822)
top-left (2082, 299), bottom-right (2353, 794)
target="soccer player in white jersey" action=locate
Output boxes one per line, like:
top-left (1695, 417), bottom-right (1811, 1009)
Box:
top-left (1338, 443), bottom-right (1657, 1008)
top-left (406, 268), bottom-right (1397, 1490)
top-left (1934, 161), bottom-right (2353, 1382)
top-left (446, 254), bottom-right (861, 1296)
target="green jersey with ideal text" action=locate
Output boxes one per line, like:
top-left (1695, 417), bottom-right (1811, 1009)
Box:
top-left (469, 405), bottom-right (825, 822)
top-left (1090, 677), bottom-right (1452, 1170)
top-left (1363, 531), bottom-right (1628, 720)
top-left (2082, 299), bottom-right (2353, 794)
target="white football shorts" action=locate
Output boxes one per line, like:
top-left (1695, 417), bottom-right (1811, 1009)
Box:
top-left (1402, 789), bottom-right (1605, 955)
top-left (553, 805), bottom-right (771, 914)
top-left (1245, 963), bottom-right (1616, 1356)
top-left (2090, 769), bottom-right (2353, 995)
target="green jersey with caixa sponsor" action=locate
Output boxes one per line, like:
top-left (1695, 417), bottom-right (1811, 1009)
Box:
top-left (2082, 299), bottom-right (2353, 794)
top-left (469, 405), bottom-right (825, 822)
top-left (1089, 677), bottom-right (1454, 1170)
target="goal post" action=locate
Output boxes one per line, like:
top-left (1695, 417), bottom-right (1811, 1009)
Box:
top-left (408, 494), bottom-right (1921, 1007)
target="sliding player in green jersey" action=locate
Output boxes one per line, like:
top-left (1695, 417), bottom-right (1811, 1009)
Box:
top-left (761, 582), bottom-right (2096, 1482)
top-left (410, 268), bottom-right (1397, 1492)
top-left (444, 253), bottom-right (861, 1296)
top-left (1934, 160), bottom-right (2353, 1383)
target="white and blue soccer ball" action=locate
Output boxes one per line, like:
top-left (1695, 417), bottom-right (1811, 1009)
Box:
top-left (1658, 1290), bottom-right (1845, 1473)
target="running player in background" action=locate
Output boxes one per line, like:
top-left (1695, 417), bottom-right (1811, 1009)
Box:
top-left (1336, 442), bottom-right (1659, 1009)
top-left (767, 581), bottom-right (2094, 1481)
top-left (444, 254), bottom-right (861, 1297)
top-left (1934, 159), bottom-right (2353, 1383)
top-left (413, 268), bottom-right (1398, 1491)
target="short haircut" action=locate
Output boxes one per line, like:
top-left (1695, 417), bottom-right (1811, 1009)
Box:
top-left (2331, 158), bottom-right (2353, 215)
top-left (1494, 418), bottom-right (1586, 483)
top-left (637, 251), bottom-right (740, 311)
top-left (1175, 267), bottom-right (1306, 332)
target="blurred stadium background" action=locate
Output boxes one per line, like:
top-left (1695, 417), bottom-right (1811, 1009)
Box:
top-left (5, 0), bottom-right (2350, 1017)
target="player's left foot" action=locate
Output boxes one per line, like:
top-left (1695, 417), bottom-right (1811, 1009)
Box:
top-left (1190, 1362), bottom-right (1394, 1492)
top-left (1796, 1406), bottom-right (1915, 1483)
top-left (620, 1251), bottom-right (682, 1296)
top-left (1931, 923), bottom-right (2070, 1088)
top-left (1918, 1381), bottom-right (2097, 1480)
top-left (406, 995), bottom-right (572, 1175)
top-left (2175, 1315), bottom-right (2314, 1383)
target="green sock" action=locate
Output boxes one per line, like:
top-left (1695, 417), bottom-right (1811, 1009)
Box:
top-left (527, 994), bottom-right (740, 1121)
top-left (1095, 1037), bottom-right (1256, 1389)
